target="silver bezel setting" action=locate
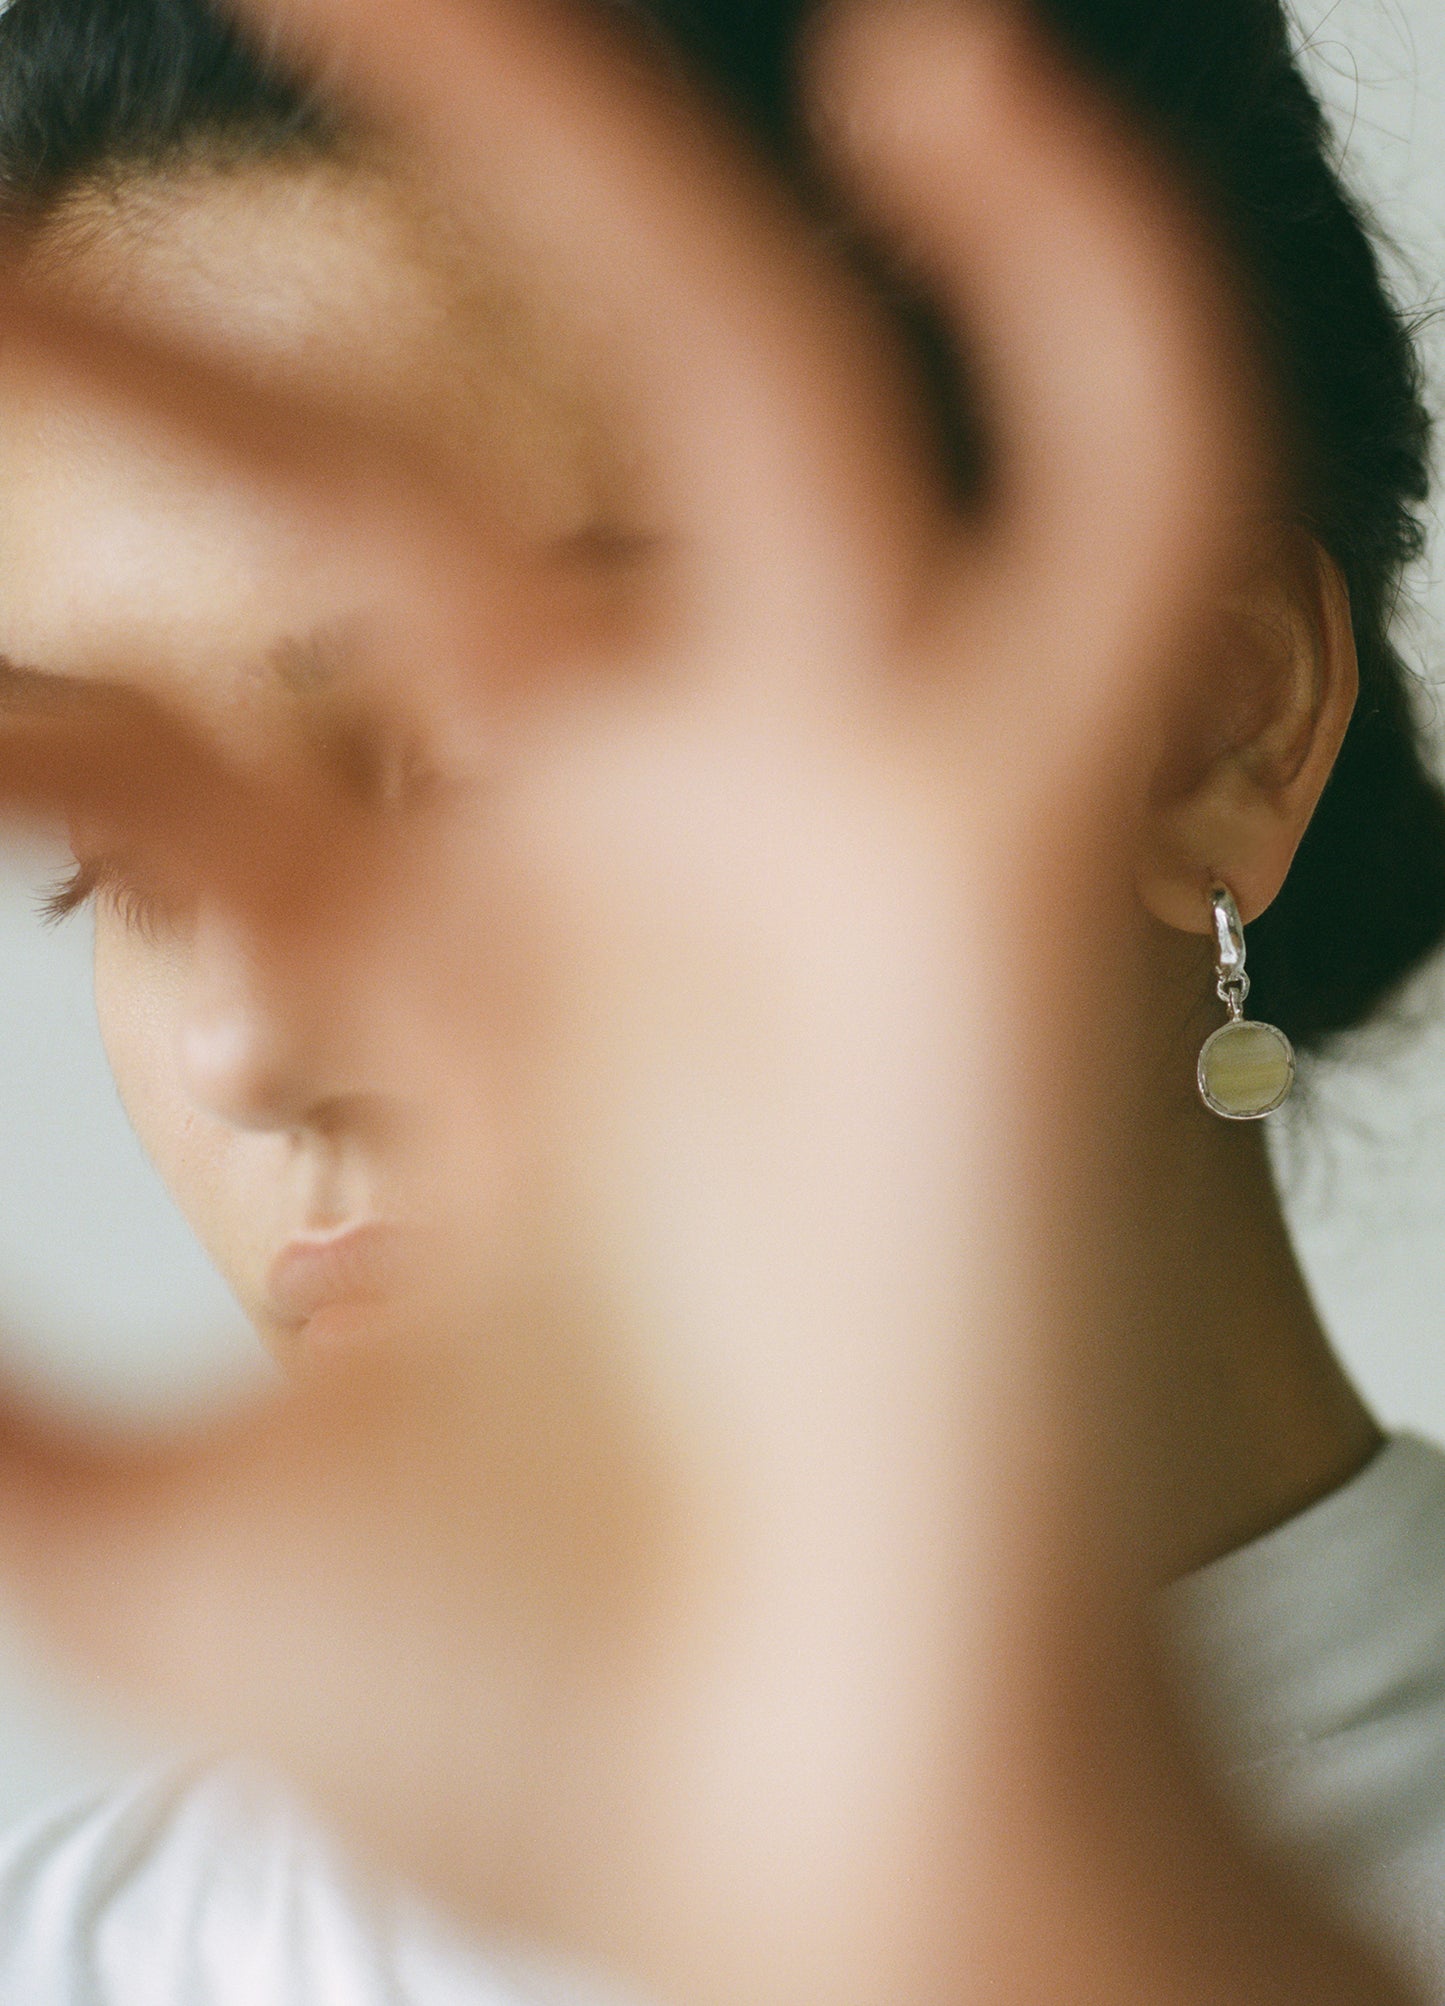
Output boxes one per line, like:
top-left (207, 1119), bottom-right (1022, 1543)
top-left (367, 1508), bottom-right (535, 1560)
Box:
top-left (1197, 1018), bottom-right (1296, 1121)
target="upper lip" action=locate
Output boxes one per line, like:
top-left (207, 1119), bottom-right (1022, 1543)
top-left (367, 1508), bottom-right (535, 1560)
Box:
top-left (264, 1222), bottom-right (407, 1329)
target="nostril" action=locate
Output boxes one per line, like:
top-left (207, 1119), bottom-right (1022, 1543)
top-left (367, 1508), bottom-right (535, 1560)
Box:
top-left (307, 1093), bottom-right (385, 1145)
top-left (178, 916), bottom-right (364, 1135)
top-left (178, 1009), bottom-right (298, 1131)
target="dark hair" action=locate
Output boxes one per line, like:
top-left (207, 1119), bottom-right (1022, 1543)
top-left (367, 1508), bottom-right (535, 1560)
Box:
top-left (0, 0), bottom-right (1440, 1049)
top-left (0, 0), bottom-right (334, 200)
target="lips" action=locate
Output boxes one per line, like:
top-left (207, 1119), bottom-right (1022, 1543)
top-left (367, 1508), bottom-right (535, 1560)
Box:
top-left (264, 1222), bottom-right (406, 1333)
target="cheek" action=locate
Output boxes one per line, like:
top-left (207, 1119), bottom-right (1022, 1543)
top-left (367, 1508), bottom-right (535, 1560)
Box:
top-left (92, 917), bottom-right (252, 1283)
top-left (92, 915), bottom-right (186, 1171)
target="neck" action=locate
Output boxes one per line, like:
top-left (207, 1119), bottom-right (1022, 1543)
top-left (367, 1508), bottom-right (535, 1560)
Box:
top-left (1136, 1057), bottom-right (1379, 1582)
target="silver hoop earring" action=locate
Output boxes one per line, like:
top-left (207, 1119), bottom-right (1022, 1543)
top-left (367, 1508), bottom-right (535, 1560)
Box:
top-left (1197, 886), bottom-right (1295, 1119)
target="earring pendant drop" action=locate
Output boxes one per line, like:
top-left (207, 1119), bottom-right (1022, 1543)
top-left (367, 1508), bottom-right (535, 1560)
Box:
top-left (1197, 885), bottom-right (1295, 1119)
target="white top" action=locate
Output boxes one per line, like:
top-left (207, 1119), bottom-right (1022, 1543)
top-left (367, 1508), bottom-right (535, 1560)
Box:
top-left (1171, 1432), bottom-right (1445, 1993)
top-left (0, 1762), bottom-right (633, 2005)
top-left (4, 1434), bottom-right (1445, 2003)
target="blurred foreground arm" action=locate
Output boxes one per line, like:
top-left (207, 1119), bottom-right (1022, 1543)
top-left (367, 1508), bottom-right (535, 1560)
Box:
top-left (0, 0), bottom-right (1419, 1999)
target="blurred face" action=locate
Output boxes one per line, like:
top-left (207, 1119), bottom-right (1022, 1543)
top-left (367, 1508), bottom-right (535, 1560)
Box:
top-left (0, 155), bottom-right (617, 1365)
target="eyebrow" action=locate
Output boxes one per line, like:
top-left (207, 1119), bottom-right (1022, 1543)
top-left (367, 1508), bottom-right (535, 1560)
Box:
top-left (0, 650), bottom-right (249, 861)
top-left (0, 656), bottom-right (122, 713)
top-left (0, 628), bottom-right (408, 811)
top-left (0, 623), bottom-right (360, 711)
top-left (270, 628), bottom-right (425, 808)
top-left (269, 627), bottom-right (357, 699)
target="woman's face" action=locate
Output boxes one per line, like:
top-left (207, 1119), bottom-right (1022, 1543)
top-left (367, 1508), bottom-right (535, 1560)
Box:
top-left (0, 156), bottom-right (615, 1365)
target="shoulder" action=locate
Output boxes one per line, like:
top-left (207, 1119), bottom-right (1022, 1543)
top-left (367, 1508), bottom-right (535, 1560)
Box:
top-left (0, 1761), bottom-right (551, 2005)
top-left (1172, 1434), bottom-right (1445, 1995)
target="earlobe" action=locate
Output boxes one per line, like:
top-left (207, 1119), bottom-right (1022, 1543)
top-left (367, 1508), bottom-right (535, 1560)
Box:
top-left (1136, 530), bottom-right (1358, 934)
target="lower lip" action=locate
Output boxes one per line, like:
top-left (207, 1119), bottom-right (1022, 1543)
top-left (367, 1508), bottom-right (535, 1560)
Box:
top-left (294, 1300), bottom-right (387, 1354)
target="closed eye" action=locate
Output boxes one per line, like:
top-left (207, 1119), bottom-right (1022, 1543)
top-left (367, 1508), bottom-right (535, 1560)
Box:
top-left (40, 857), bottom-right (183, 942)
top-left (38, 858), bottom-right (97, 926)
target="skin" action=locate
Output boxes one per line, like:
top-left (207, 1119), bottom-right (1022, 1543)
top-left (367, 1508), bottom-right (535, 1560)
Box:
top-left (0, 147), bottom-right (1374, 1555)
top-left (0, 5), bottom-right (1408, 1997)
top-left (1, 156), bottom-right (627, 1366)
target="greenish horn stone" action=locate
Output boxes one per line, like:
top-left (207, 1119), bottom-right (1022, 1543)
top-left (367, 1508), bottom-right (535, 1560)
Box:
top-left (1198, 1019), bottom-right (1295, 1120)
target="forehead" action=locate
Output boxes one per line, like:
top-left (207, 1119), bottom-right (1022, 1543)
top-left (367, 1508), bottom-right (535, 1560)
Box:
top-left (0, 155), bottom-right (614, 728)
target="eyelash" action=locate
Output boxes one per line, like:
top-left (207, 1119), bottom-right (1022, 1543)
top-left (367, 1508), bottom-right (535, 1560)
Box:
top-left (38, 737), bottom-right (456, 937)
top-left (40, 859), bottom-right (178, 942)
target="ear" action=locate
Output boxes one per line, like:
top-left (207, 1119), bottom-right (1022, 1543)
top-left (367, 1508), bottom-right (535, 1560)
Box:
top-left (1136, 527), bottom-right (1357, 934)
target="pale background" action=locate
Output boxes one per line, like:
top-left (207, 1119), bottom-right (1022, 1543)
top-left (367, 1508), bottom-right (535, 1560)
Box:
top-left (0, 0), bottom-right (1439, 1826)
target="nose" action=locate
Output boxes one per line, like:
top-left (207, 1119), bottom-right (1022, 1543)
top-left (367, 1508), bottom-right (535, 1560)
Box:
top-left (176, 905), bottom-right (370, 1136)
